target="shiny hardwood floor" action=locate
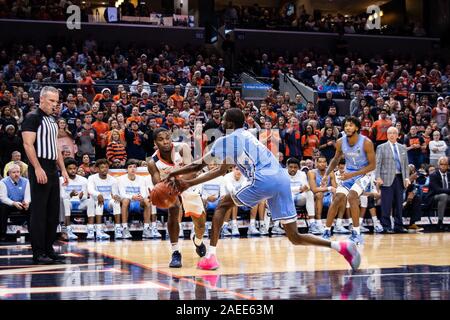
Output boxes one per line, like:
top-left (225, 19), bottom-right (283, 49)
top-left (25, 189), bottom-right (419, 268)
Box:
top-left (0, 233), bottom-right (449, 300)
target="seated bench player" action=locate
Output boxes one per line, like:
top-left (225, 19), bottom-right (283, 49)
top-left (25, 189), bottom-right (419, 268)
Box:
top-left (87, 159), bottom-right (121, 240)
top-left (60, 158), bottom-right (94, 241)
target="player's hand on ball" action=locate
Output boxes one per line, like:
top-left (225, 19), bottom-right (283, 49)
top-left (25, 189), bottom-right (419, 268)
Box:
top-left (173, 178), bottom-right (190, 194)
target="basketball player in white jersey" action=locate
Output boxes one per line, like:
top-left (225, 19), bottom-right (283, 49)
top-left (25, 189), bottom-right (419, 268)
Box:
top-left (60, 158), bottom-right (94, 241)
top-left (147, 128), bottom-right (206, 268)
top-left (118, 159), bottom-right (153, 239)
top-left (87, 159), bottom-right (121, 241)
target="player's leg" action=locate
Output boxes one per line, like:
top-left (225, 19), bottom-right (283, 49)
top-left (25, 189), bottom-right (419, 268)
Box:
top-left (309, 192), bottom-right (322, 234)
top-left (347, 190), bottom-right (364, 244)
top-left (359, 195), bottom-right (370, 233)
top-left (121, 198), bottom-right (130, 239)
top-left (167, 201), bottom-right (182, 268)
top-left (191, 213), bottom-right (206, 257)
top-left (86, 198), bottom-right (95, 240)
top-left (220, 205), bottom-right (233, 237)
top-left (229, 206), bottom-right (240, 236)
top-left (257, 201), bottom-right (269, 235)
top-left (248, 203), bottom-right (261, 236)
top-left (197, 194), bottom-right (236, 270)
top-left (333, 195), bottom-right (351, 234)
top-left (142, 199), bottom-right (155, 238)
top-left (95, 198), bottom-right (110, 240)
top-left (270, 184), bottom-right (361, 271)
top-left (323, 192), bottom-right (347, 239)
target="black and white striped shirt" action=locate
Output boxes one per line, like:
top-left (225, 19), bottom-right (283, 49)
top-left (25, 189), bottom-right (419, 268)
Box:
top-left (21, 108), bottom-right (59, 161)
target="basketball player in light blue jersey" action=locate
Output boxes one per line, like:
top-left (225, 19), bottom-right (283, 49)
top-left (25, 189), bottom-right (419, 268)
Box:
top-left (307, 155), bottom-right (337, 234)
top-left (321, 116), bottom-right (376, 244)
top-left (166, 108), bottom-right (361, 271)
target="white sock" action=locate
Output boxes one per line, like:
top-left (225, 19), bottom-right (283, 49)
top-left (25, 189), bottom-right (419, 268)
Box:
top-left (223, 221), bottom-right (229, 227)
top-left (122, 223), bottom-right (128, 229)
top-left (207, 246), bottom-right (216, 258)
top-left (144, 223), bottom-right (150, 229)
top-left (171, 243), bottom-right (180, 253)
top-left (359, 217), bottom-right (363, 225)
top-left (316, 219), bottom-right (323, 227)
top-left (372, 216), bottom-right (379, 224)
top-left (250, 219), bottom-right (256, 226)
top-left (179, 223), bottom-right (183, 230)
top-left (194, 236), bottom-right (203, 246)
top-left (151, 222), bottom-right (156, 228)
top-left (231, 219), bottom-right (237, 226)
top-left (115, 224), bottom-right (121, 229)
top-left (95, 224), bottom-right (102, 231)
top-left (325, 226), bottom-right (331, 231)
top-left (336, 218), bottom-right (343, 226)
top-left (331, 241), bottom-right (341, 251)
top-left (309, 218), bottom-right (316, 224)
top-left (353, 226), bottom-right (360, 234)
top-left (87, 224), bottom-right (94, 230)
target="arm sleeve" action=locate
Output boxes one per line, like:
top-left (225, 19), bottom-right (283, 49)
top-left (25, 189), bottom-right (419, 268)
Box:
top-left (0, 182), bottom-right (13, 206)
top-left (87, 176), bottom-right (100, 198)
top-left (60, 177), bottom-right (70, 200)
top-left (24, 180), bottom-right (31, 203)
top-left (21, 112), bottom-right (40, 132)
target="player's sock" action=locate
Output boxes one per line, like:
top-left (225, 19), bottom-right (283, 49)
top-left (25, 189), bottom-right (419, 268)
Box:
top-left (325, 226), bottom-right (331, 231)
top-left (194, 236), bottom-right (203, 246)
top-left (171, 243), bottom-right (180, 253)
top-left (206, 246), bottom-right (216, 258)
top-left (353, 226), bottom-right (361, 234)
top-left (336, 218), bottom-right (343, 226)
top-left (330, 241), bottom-right (340, 251)
top-left (144, 223), bottom-right (150, 229)
top-left (316, 219), bottom-right (323, 227)
top-left (231, 219), bottom-right (237, 226)
top-left (223, 221), bottom-right (229, 228)
top-left (95, 224), bottom-right (102, 231)
top-left (309, 218), bottom-right (316, 224)
top-left (87, 224), bottom-right (94, 230)
top-left (151, 222), bottom-right (157, 228)
top-left (359, 217), bottom-right (363, 225)
top-left (179, 223), bottom-right (183, 230)
top-left (372, 216), bottom-right (379, 224)
top-left (250, 219), bottom-right (256, 227)
top-left (122, 223), bottom-right (128, 229)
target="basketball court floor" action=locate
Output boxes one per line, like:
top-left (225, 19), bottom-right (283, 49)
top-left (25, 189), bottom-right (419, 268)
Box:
top-left (0, 233), bottom-right (449, 300)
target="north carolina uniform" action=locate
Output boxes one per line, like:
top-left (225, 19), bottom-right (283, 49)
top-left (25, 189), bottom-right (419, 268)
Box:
top-left (60, 175), bottom-right (94, 217)
top-left (288, 170), bottom-right (315, 216)
top-left (312, 169), bottom-right (333, 207)
top-left (200, 176), bottom-right (226, 211)
top-left (118, 174), bottom-right (148, 213)
top-left (223, 172), bottom-right (251, 210)
top-left (210, 128), bottom-right (296, 222)
top-left (360, 175), bottom-right (377, 209)
top-left (152, 145), bottom-right (204, 217)
top-left (337, 134), bottom-right (374, 196)
top-left (87, 174), bottom-right (121, 215)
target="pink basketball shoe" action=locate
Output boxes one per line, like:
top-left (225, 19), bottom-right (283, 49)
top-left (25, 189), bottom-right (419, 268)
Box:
top-left (197, 254), bottom-right (220, 270)
top-left (338, 241), bottom-right (361, 271)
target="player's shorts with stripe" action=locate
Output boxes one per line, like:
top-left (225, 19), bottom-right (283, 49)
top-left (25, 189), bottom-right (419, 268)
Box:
top-left (230, 168), bottom-right (297, 223)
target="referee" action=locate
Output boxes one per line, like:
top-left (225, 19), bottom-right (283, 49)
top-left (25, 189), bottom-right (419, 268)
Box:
top-left (22, 86), bottom-right (69, 264)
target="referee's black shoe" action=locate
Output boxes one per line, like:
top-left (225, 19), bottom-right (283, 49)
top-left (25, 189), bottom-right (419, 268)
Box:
top-left (47, 251), bottom-right (66, 263)
top-left (33, 254), bottom-right (54, 265)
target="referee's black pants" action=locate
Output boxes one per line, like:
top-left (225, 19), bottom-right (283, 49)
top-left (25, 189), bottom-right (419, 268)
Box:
top-left (28, 159), bottom-right (60, 257)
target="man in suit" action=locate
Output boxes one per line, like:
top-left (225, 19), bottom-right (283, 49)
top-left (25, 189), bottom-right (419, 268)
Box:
top-left (427, 156), bottom-right (450, 232)
top-left (375, 127), bottom-right (410, 233)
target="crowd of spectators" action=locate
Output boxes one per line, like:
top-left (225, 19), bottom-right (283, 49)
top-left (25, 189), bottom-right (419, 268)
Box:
top-left (221, 2), bottom-right (427, 37)
top-left (0, 38), bottom-right (450, 236)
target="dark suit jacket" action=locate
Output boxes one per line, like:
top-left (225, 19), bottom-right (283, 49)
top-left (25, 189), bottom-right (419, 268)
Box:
top-left (426, 171), bottom-right (450, 207)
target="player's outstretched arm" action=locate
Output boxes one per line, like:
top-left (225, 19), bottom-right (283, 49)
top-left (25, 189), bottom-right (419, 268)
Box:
top-left (165, 151), bottom-right (215, 180)
top-left (176, 162), bottom-right (233, 193)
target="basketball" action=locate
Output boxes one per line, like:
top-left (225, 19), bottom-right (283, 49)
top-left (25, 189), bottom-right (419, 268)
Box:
top-left (151, 182), bottom-right (178, 209)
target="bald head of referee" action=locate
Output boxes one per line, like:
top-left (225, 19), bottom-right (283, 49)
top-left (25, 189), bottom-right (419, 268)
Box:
top-left (22, 86), bottom-right (69, 264)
